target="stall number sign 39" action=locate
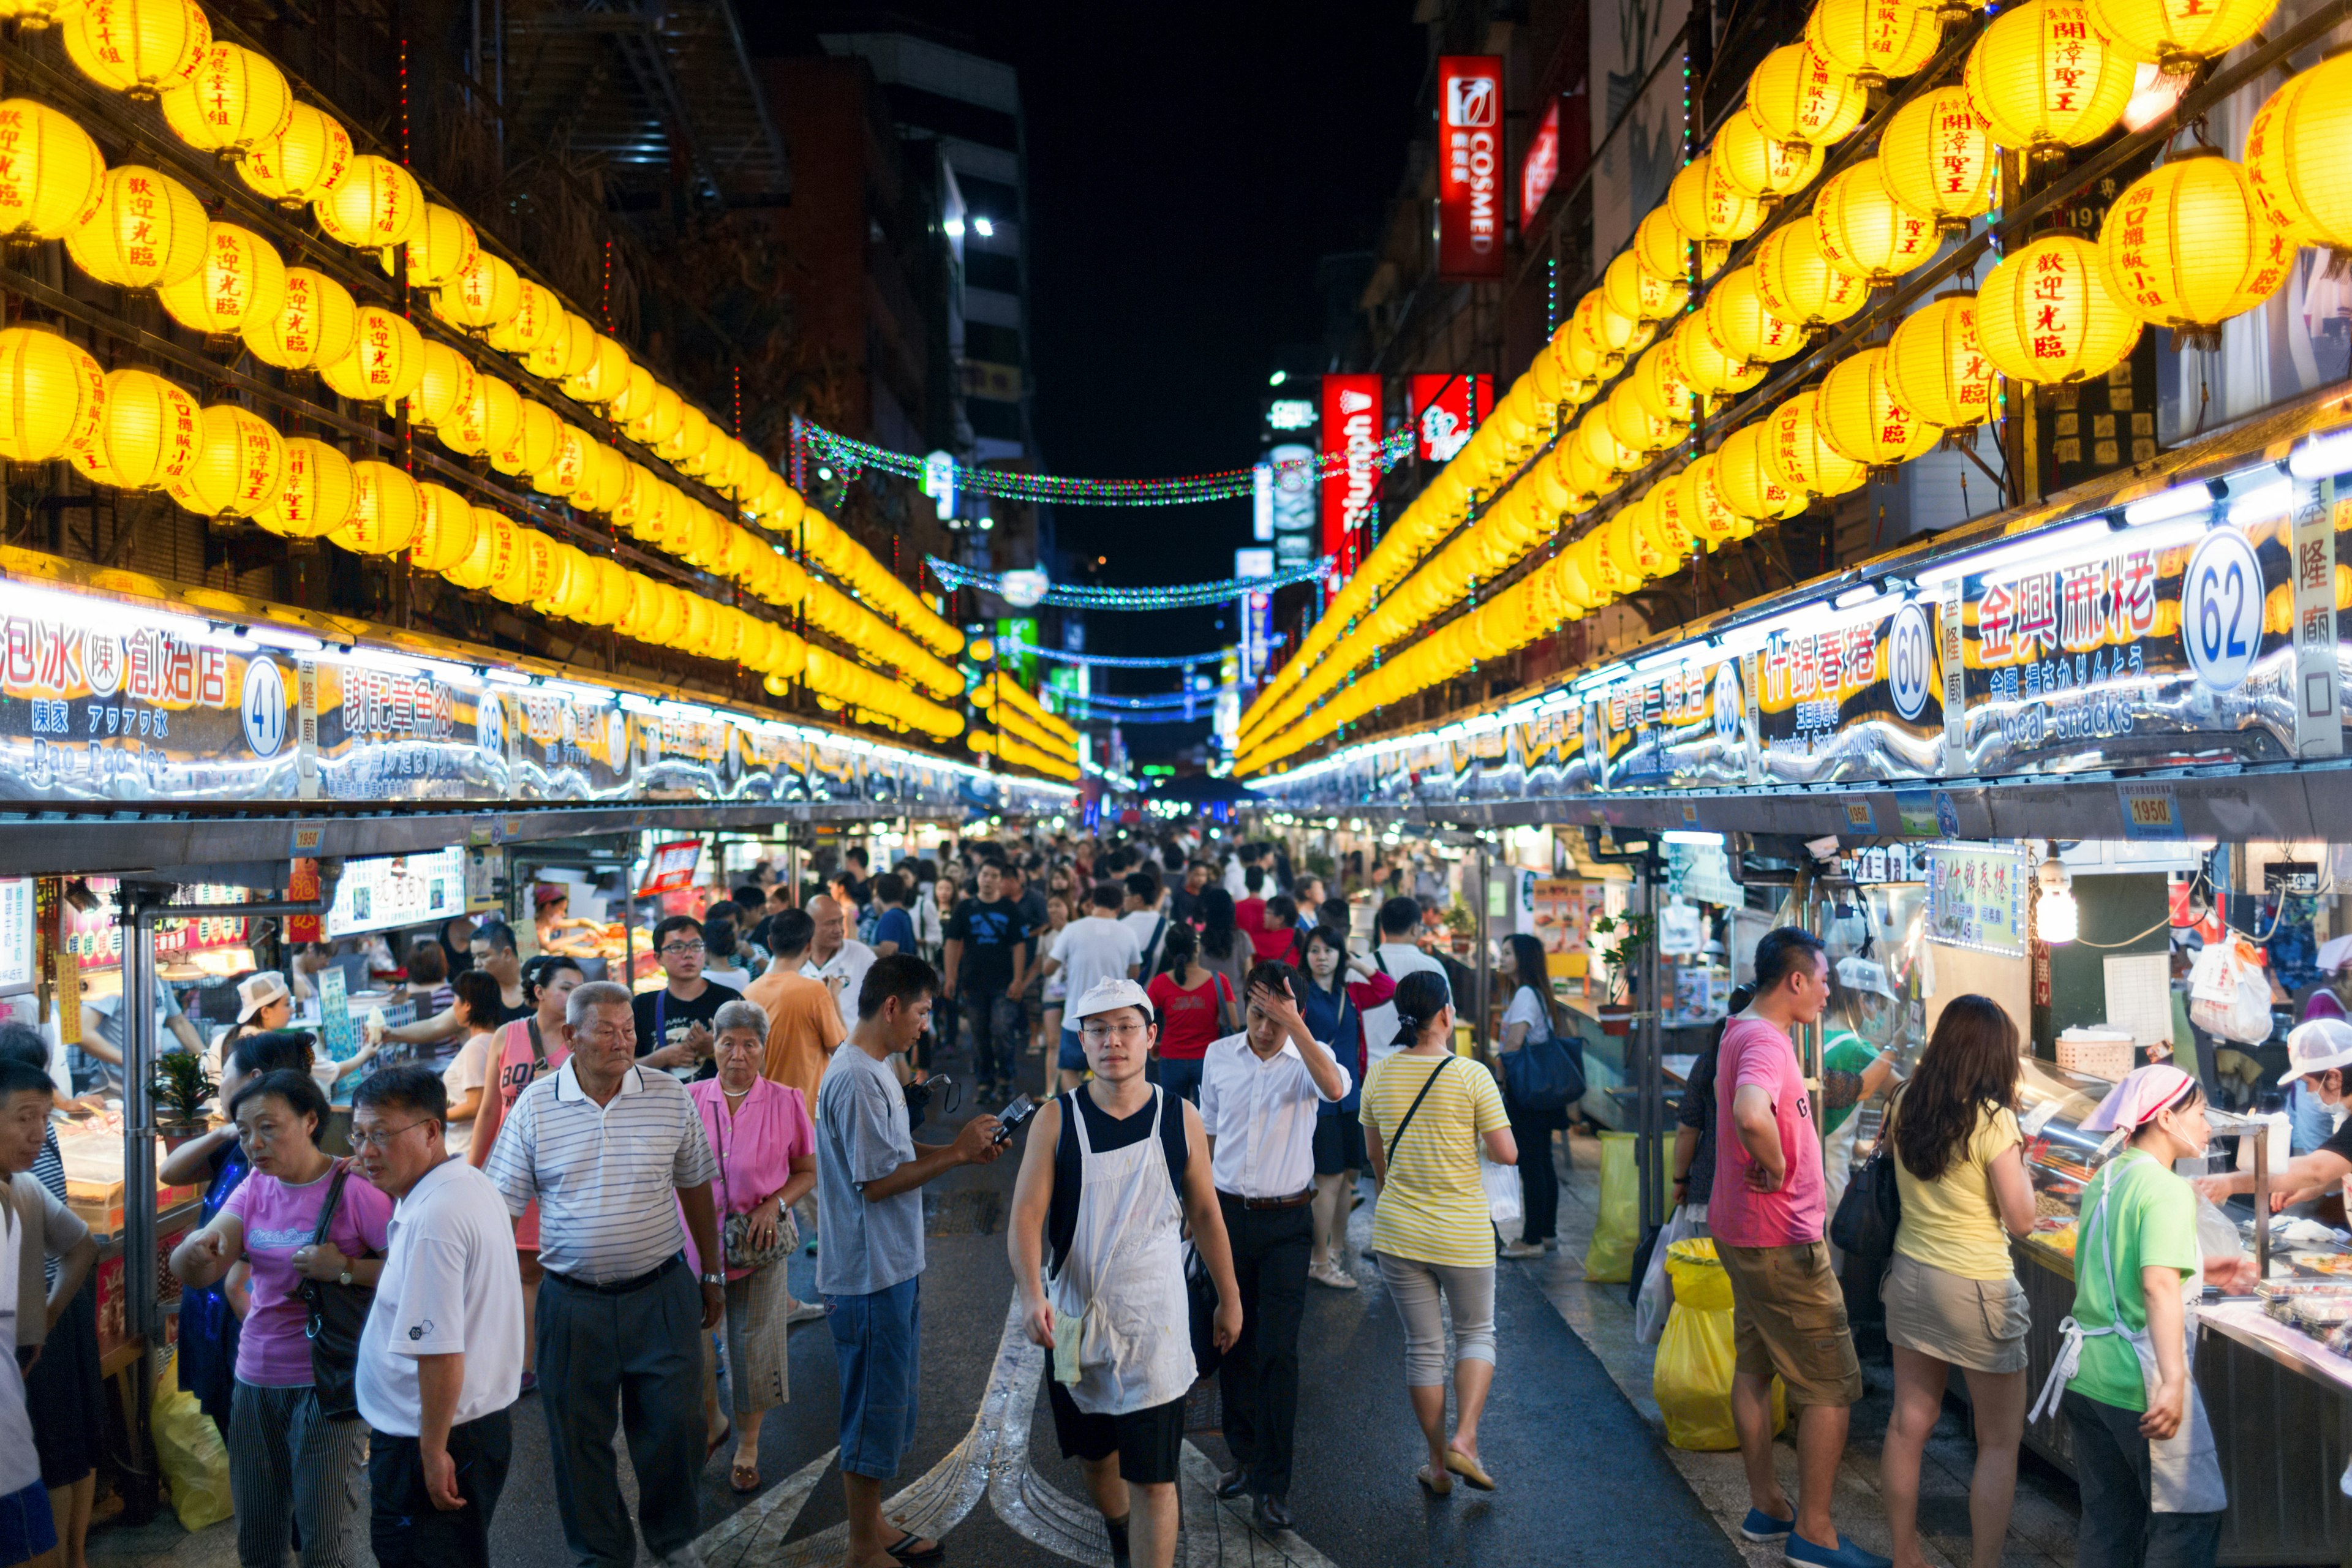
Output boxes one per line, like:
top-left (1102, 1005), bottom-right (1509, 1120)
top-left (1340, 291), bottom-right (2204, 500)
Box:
top-left (2183, 529), bottom-right (2266, 693)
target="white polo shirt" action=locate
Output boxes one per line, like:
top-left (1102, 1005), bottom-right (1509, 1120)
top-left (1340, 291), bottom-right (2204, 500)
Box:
top-left (1197, 1031), bottom-right (1351, 1199)
top-left (483, 1060), bottom-right (718, 1284)
top-left (802, 939), bottom-right (877, 1035)
top-left (356, 1158), bottom-right (524, 1436)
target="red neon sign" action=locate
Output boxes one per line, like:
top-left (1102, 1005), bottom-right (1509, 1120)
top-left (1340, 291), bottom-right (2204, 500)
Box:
top-left (1319, 374), bottom-right (1383, 582)
top-left (1438, 56), bottom-right (1505, 279)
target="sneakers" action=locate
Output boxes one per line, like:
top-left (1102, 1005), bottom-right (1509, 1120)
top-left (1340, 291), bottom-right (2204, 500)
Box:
top-left (1739, 1508), bottom-right (1795, 1542)
top-left (1499, 1240), bottom-right (1547, 1259)
top-left (1307, 1261), bottom-right (1359, 1290)
top-left (1783, 1531), bottom-right (1891, 1568)
top-left (784, 1300), bottom-right (828, 1326)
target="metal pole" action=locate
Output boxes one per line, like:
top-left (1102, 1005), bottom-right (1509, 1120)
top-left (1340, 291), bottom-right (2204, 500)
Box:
top-left (120, 892), bottom-right (159, 1354)
top-left (1472, 845), bottom-right (1491, 1055)
top-left (1637, 853), bottom-right (1666, 1240)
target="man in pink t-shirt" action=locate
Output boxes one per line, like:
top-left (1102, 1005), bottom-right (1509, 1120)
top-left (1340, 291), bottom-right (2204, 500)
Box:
top-left (1713, 929), bottom-right (1882, 1568)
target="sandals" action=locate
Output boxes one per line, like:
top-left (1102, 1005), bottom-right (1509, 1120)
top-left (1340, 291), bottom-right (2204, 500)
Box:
top-left (881, 1529), bottom-right (946, 1564)
top-left (1415, 1464), bottom-right (1453, 1496)
top-left (729, 1461), bottom-right (761, 1494)
top-left (1443, 1448), bottom-right (1497, 1491)
top-left (704, 1423), bottom-right (731, 1461)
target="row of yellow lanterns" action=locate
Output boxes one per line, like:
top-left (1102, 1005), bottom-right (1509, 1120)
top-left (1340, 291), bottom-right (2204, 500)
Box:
top-left (0, 1), bottom-right (960, 676)
top-left (1238, 0), bottom-right (2334, 775)
top-left (972, 669), bottom-right (1080, 764)
top-left (967, 727), bottom-right (1080, 782)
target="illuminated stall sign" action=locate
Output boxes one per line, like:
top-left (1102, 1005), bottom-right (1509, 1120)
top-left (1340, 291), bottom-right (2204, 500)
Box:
top-left (1958, 520), bottom-right (2293, 774)
top-left (508, 690), bottom-right (631, 801)
top-left (1755, 600), bottom-right (1945, 784)
top-left (314, 659), bottom-right (501, 802)
top-left (1926, 843), bottom-right (2029, 956)
top-left (1595, 656), bottom-right (1751, 790)
top-left (325, 848), bottom-right (467, 938)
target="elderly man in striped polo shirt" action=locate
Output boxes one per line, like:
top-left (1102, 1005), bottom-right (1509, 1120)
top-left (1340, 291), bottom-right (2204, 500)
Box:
top-left (484, 979), bottom-right (725, 1568)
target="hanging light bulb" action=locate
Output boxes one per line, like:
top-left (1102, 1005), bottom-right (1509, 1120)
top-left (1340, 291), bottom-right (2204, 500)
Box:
top-left (2036, 851), bottom-right (2079, 944)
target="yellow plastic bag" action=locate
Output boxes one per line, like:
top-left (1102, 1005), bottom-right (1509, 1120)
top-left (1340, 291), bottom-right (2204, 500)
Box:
top-left (1653, 1238), bottom-right (1787, 1451)
top-left (151, 1351), bottom-right (234, 1532)
top-left (1583, 1130), bottom-right (1659, 1281)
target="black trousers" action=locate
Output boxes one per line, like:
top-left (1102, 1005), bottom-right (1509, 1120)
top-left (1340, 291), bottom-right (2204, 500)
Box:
top-left (1217, 1195), bottom-right (1312, 1498)
top-left (1507, 1101), bottom-right (1562, 1244)
top-left (368, 1407), bottom-right (513, 1568)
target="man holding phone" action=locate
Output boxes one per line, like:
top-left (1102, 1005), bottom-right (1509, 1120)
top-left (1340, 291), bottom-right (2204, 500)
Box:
top-left (1009, 978), bottom-right (1241, 1568)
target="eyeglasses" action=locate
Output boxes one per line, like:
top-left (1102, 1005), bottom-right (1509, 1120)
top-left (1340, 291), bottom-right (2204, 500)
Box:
top-left (1081, 1022), bottom-right (1148, 1042)
top-left (350, 1118), bottom-right (432, 1151)
top-left (660, 941), bottom-right (706, 957)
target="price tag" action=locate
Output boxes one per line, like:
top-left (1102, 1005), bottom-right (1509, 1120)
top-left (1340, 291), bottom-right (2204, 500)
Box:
top-left (2180, 528), bottom-right (2266, 693)
top-left (2115, 781), bottom-right (2184, 840)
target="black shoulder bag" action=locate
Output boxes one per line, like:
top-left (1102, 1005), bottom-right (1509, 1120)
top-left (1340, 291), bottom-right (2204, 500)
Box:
top-left (300, 1161), bottom-right (379, 1420)
top-left (1828, 1090), bottom-right (1904, 1262)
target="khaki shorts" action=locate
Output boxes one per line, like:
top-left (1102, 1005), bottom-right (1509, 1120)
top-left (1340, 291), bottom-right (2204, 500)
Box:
top-left (1716, 1238), bottom-right (1864, 1408)
top-left (1882, 1251), bottom-right (2029, 1374)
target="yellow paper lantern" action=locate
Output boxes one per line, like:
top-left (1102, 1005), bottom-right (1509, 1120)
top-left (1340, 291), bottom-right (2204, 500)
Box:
top-left (548, 543), bottom-right (595, 621)
top-left (1613, 501), bottom-right (1675, 580)
top-left (1607, 381), bottom-right (1681, 455)
top-left (1705, 266), bottom-right (1807, 363)
top-left (406, 483), bottom-right (475, 572)
top-left (2241, 56), bottom-right (2352, 260)
top-left (67, 165), bottom-right (206, 290)
top-left (576, 442), bottom-right (630, 515)
top-left (314, 155), bottom-right (422, 251)
top-left (1763, 390), bottom-right (1866, 498)
top-left (490, 529), bottom-right (545, 606)
top-left (1667, 154), bottom-right (1763, 244)
top-left (1713, 111), bottom-right (1825, 207)
top-left (530, 422), bottom-right (589, 497)
top-left (1718, 422), bottom-right (1811, 521)
top-left (660, 404), bottom-right (714, 471)
top-left (1681, 454), bottom-right (1744, 544)
top-left (1877, 88), bottom-right (1999, 235)
top-left (2089, 0), bottom-right (2275, 72)
top-left (404, 341), bottom-right (476, 432)
top-left (1746, 43), bottom-right (1869, 149)
top-left (320, 305), bottom-right (426, 404)
top-left (1885, 293), bottom-right (1998, 428)
top-left (624, 380), bottom-right (685, 449)
top-left (1630, 342), bottom-right (1697, 427)
top-left (1964, 1), bottom-right (2138, 163)
top-left (1976, 232), bottom-right (2141, 383)
top-left (0, 325), bottom-right (104, 464)
top-left (1675, 314), bottom-right (1768, 398)
top-left (246, 267), bottom-right (358, 372)
top-left (0, 0), bottom-right (79, 29)
top-left (436, 251), bottom-right (521, 333)
top-left (159, 42), bottom-right (292, 156)
top-left (238, 102), bottom-right (351, 209)
top-left (1634, 206), bottom-right (1725, 285)
top-left (333, 461), bottom-right (420, 556)
top-left (169, 403), bottom-right (283, 519)
top-left (440, 372), bottom-right (522, 459)
top-left (157, 222), bottom-right (287, 339)
top-left (1808, 0), bottom-right (1942, 87)
top-left (1559, 436), bottom-right (1624, 506)
top-left (385, 203), bottom-right (478, 290)
top-left (1604, 250), bottom-right (1686, 324)
top-left (72, 366), bottom-right (196, 489)
top-left (562, 333), bottom-right (629, 405)
top-left (444, 509), bottom-right (514, 593)
top-left (2101, 153), bottom-right (2292, 345)
top-left (1820, 347), bottom-right (1942, 469)
top-left (0, 100), bottom-right (106, 243)
top-left (63, 0), bottom-right (208, 99)
top-left (490, 398), bottom-right (560, 480)
top-left (1645, 477), bottom-right (1700, 562)
top-left (609, 363), bottom-right (658, 426)
top-left (262, 437), bottom-right (355, 538)
top-left (486, 278), bottom-right (561, 357)
top-left (1754, 222), bottom-right (1871, 327)
top-left (1814, 162), bottom-right (1941, 284)
top-left (1570, 292), bottom-right (1652, 376)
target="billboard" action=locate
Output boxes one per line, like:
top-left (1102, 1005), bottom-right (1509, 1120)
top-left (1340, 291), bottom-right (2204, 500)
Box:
top-left (1269, 442), bottom-right (1316, 568)
top-left (1320, 375), bottom-right (1383, 580)
top-left (1438, 56), bottom-right (1506, 279)
top-left (1523, 99), bottom-right (1561, 219)
top-left (1410, 374), bottom-right (1493, 464)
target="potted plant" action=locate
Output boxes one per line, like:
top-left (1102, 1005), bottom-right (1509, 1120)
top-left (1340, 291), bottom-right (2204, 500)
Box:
top-left (1441, 903), bottom-right (1474, 956)
top-left (1588, 910), bottom-right (1654, 1036)
top-left (151, 1050), bottom-right (216, 1144)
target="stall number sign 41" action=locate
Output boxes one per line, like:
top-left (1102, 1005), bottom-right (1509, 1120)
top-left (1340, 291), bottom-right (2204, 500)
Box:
top-left (2183, 529), bottom-right (2266, 693)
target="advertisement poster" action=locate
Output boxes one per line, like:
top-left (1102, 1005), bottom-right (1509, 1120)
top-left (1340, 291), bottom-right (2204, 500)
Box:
top-left (1436, 56), bottom-right (1506, 279)
top-left (1268, 441), bottom-right (1317, 568)
top-left (1410, 374), bottom-right (1493, 464)
top-left (638, 840), bottom-right (702, 896)
top-left (324, 848), bottom-right (467, 939)
top-left (0, 880), bottom-right (31, 995)
top-left (1529, 877), bottom-right (1605, 957)
top-left (1755, 600), bottom-right (1946, 784)
top-left (1928, 843), bottom-right (2029, 956)
top-left (315, 966), bottom-right (356, 1065)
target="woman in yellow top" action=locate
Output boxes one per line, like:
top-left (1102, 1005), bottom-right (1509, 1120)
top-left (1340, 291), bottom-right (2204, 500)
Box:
top-left (1360, 970), bottom-right (1517, 1498)
top-left (1877, 995), bottom-right (2036, 1568)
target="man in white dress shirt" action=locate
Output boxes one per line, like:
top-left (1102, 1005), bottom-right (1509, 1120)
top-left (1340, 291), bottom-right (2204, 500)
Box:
top-left (802, 894), bottom-right (877, 1038)
top-left (1196, 961), bottom-right (1349, 1532)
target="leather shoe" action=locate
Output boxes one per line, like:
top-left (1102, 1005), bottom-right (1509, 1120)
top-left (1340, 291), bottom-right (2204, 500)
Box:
top-left (1215, 1467), bottom-right (1248, 1500)
top-left (1253, 1494), bottom-right (1294, 1532)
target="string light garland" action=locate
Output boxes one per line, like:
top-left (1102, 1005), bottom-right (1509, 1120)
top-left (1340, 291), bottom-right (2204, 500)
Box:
top-left (1062, 687), bottom-right (1237, 712)
top-left (928, 556), bottom-right (1330, 609)
top-left (1024, 645), bottom-right (1231, 669)
top-left (804, 421), bottom-right (1414, 507)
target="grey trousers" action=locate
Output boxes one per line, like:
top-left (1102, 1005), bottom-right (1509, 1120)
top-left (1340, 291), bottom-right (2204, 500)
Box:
top-left (2062, 1390), bottom-right (2223, 1568)
top-left (537, 1260), bottom-right (706, 1568)
top-left (227, 1380), bottom-right (369, 1568)
top-left (1378, 1254), bottom-right (1498, 1387)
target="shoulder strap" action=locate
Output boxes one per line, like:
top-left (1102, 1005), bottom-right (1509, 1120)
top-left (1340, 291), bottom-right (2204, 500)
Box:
top-left (1386, 1055), bottom-right (1453, 1167)
top-left (309, 1160), bottom-right (353, 1248)
top-left (1374, 949), bottom-right (1390, 975)
top-left (526, 1019), bottom-right (548, 1077)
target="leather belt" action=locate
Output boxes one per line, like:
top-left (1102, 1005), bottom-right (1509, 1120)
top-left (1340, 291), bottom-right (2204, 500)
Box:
top-left (543, 1253), bottom-right (684, 1297)
top-left (1219, 1188), bottom-right (1315, 1210)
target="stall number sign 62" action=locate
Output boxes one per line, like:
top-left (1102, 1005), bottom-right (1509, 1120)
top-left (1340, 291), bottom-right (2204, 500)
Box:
top-left (2183, 529), bottom-right (2265, 693)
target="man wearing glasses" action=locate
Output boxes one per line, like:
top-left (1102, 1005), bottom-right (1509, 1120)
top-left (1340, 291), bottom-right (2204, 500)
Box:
top-left (632, 915), bottom-right (723, 1082)
top-left (350, 1065), bottom-right (524, 1568)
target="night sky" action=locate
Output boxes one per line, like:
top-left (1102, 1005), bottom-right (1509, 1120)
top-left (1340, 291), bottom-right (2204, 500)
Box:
top-left (771, 4), bottom-right (1427, 762)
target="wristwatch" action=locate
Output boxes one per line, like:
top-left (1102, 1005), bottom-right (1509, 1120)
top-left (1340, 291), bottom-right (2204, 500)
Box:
top-left (337, 1268), bottom-right (353, 1287)
top-left (699, 1271), bottom-right (726, 1286)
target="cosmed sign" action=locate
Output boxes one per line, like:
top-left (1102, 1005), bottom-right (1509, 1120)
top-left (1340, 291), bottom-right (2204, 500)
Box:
top-left (1437, 56), bottom-right (1505, 280)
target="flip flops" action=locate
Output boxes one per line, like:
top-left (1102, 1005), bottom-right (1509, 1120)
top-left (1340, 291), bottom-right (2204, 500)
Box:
top-left (1443, 1449), bottom-right (1497, 1491)
top-left (881, 1529), bottom-right (945, 1564)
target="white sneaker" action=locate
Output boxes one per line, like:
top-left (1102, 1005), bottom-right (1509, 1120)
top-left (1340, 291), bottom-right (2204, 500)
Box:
top-left (1500, 1240), bottom-right (1547, 1259)
top-left (1308, 1261), bottom-right (1359, 1290)
top-left (784, 1300), bottom-right (828, 1326)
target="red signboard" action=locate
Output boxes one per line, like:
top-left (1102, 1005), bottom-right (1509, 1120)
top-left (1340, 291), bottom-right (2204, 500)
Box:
top-left (1409, 374), bottom-right (1492, 464)
top-left (638, 840), bottom-right (703, 897)
top-left (1319, 374), bottom-right (1383, 581)
top-left (1523, 99), bottom-right (1560, 219)
top-left (1438, 56), bottom-right (1506, 279)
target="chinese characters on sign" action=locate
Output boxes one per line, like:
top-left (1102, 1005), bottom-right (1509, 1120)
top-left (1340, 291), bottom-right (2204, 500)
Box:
top-left (1437, 56), bottom-right (1505, 280)
top-left (1928, 843), bottom-right (2029, 956)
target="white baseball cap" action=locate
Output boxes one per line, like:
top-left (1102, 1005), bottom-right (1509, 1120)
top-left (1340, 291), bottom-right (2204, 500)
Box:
top-left (236, 970), bottom-right (290, 1023)
top-left (2320, 934), bottom-right (2352, 974)
top-left (2280, 1018), bottom-right (2352, 1085)
top-left (1068, 976), bottom-right (1155, 1023)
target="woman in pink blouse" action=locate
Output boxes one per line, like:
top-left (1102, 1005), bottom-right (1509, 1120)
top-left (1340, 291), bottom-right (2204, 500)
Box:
top-left (688, 999), bottom-right (818, 1493)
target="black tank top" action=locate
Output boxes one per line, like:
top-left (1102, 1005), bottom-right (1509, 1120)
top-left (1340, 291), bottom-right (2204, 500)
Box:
top-left (1046, 1086), bottom-right (1188, 1276)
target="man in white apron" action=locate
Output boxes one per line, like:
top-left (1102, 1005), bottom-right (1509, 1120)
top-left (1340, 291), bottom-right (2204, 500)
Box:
top-left (2027, 1065), bottom-right (2255, 1568)
top-left (1009, 979), bottom-right (1242, 1568)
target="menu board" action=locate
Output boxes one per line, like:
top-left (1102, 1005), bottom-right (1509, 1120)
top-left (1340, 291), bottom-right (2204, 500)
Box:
top-left (1927, 843), bottom-right (2029, 956)
top-left (0, 880), bottom-right (31, 995)
top-left (1528, 878), bottom-right (1605, 956)
top-left (59, 878), bottom-right (255, 970)
top-left (323, 848), bottom-right (467, 938)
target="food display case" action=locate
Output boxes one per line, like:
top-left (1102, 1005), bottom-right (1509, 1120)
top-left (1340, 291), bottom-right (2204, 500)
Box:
top-left (2006, 1057), bottom-right (2352, 1564)
top-left (54, 1111), bottom-right (200, 1363)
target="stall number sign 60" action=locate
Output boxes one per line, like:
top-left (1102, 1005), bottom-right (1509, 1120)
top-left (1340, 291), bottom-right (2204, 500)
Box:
top-left (2183, 529), bottom-right (2266, 693)
top-left (1889, 601), bottom-right (1933, 721)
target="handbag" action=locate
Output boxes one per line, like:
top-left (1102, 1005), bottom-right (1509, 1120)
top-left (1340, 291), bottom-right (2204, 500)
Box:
top-left (1184, 1239), bottom-right (1223, 1381)
top-left (298, 1162), bottom-right (377, 1421)
top-left (1828, 1096), bottom-right (1904, 1262)
top-left (712, 1095), bottom-right (795, 1273)
top-left (1502, 1032), bottom-right (1585, 1118)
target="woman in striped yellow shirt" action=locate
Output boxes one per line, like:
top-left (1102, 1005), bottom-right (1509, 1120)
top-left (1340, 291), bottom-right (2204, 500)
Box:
top-left (1360, 970), bottom-right (1517, 1496)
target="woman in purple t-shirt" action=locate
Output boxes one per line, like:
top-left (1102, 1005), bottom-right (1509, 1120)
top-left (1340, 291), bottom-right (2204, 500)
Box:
top-left (171, 1069), bottom-right (391, 1568)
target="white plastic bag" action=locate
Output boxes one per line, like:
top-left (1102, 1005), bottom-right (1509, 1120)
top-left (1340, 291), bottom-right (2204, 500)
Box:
top-left (1481, 1152), bottom-right (1523, 1227)
top-left (1635, 1204), bottom-right (1708, 1345)
top-left (2188, 940), bottom-right (2274, 1045)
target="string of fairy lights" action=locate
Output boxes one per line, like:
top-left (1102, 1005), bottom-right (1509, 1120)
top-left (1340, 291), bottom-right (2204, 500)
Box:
top-left (929, 556), bottom-right (1329, 609)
